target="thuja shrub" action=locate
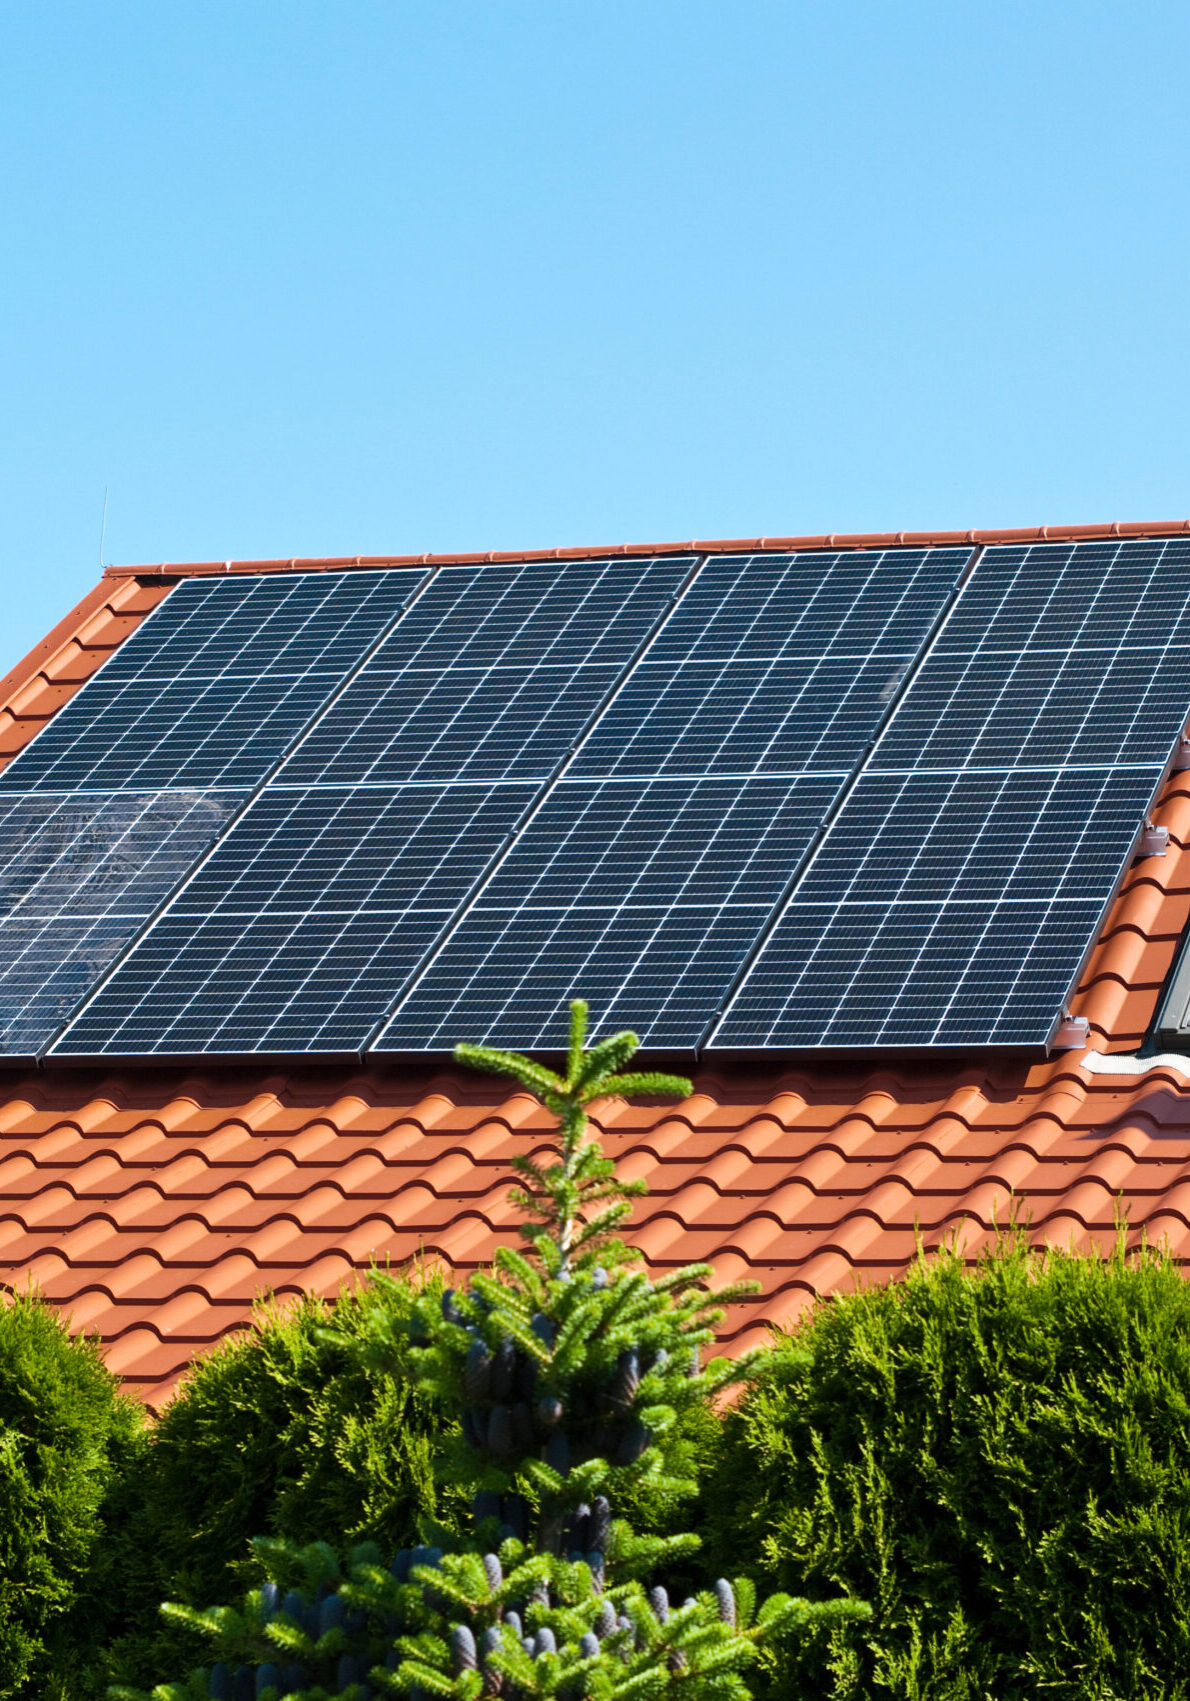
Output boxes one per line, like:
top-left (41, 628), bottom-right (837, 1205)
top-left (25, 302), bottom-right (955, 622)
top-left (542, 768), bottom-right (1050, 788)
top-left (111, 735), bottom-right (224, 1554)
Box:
top-left (0, 1290), bottom-right (142, 1701)
top-left (105, 1282), bottom-right (461, 1692)
top-left (701, 1227), bottom-right (1190, 1701)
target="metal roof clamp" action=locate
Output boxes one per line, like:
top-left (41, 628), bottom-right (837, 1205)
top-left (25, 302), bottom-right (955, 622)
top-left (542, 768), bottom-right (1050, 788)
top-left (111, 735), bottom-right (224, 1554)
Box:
top-left (1136, 822), bottom-right (1170, 858)
top-left (1172, 736), bottom-right (1190, 772)
top-left (1051, 1014), bottom-right (1090, 1049)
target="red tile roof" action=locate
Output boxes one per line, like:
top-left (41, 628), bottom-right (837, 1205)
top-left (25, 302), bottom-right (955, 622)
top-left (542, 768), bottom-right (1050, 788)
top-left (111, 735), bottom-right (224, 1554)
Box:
top-left (3, 528), bottom-right (1190, 1406)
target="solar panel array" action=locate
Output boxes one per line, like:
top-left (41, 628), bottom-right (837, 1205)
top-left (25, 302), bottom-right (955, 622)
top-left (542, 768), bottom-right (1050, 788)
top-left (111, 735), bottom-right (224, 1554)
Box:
top-left (3, 534), bottom-right (1184, 1063)
top-left (0, 569), bottom-right (424, 1055)
top-left (716, 538), bottom-right (1190, 1047)
top-left (378, 548), bottom-right (969, 1050)
top-left (54, 558), bottom-right (694, 1055)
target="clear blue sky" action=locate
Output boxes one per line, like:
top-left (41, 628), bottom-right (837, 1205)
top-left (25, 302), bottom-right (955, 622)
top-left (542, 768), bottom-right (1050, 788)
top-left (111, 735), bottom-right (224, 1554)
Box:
top-left (4, 2), bottom-right (1189, 677)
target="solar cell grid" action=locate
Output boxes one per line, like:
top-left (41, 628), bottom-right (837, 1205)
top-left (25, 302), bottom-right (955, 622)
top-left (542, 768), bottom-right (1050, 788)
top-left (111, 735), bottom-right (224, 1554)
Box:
top-left (379, 774), bottom-right (838, 1050)
top-left (568, 654), bottom-right (909, 779)
top-left (716, 536), bottom-right (1190, 1050)
top-left (379, 547), bottom-right (970, 1051)
top-left (54, 557), bottom-right (695, 1055)
top-left (279, 558), bottom-right (694, 787)
top-left (0, 568), bottom-right (424, 793)
top-left (0, 788), bottom-right (238, 1056)
top-left (652, 548), bottom-right (969, 661)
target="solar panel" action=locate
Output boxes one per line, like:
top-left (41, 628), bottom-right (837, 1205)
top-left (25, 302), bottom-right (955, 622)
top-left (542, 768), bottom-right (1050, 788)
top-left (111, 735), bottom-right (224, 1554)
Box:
top-left (0, 570), bottom-right (423, 792)
top-left (378, 548), bottom-right (970, 1051)
top-left (51, 558), bottom-right (696, 1056)
top-left (279, 558), bottom-right (692, 786)
top-left (716, 537), bottom-right (1190, 1049)
top-left (0, 789), bottom-right (239, 1055)
top-left (0, 568), bottom-right (426, 1056)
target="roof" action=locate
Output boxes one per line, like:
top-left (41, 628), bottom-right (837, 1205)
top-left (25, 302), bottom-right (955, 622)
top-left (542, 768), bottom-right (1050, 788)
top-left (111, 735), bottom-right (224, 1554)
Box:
top-left (4, 524), bottom-right (1190, 1405)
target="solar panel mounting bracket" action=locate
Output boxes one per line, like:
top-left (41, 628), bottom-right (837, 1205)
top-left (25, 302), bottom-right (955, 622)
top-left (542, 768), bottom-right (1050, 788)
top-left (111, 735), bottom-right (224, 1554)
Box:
top-left (1173, 737), bottom-right (1190, 773)
top-left (1136, 823), bottom-right (1169, 858)
top-left (1051, 1015), bottom-right (1090, 1049)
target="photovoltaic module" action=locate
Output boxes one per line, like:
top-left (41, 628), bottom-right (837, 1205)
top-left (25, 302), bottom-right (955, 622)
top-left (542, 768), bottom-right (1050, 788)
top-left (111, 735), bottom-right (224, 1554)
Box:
top-left (0, 533), bottom-right (1178, 1063)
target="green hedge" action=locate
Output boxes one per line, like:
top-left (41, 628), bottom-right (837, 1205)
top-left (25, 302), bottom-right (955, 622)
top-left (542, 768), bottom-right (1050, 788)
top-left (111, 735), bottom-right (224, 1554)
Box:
top-left (0, 1291), bottom-right (141, 1701)
top-left (103, 1278), bottom-right (460, 1692)
top-left (700, 1228), bottom-right (1190, 1700)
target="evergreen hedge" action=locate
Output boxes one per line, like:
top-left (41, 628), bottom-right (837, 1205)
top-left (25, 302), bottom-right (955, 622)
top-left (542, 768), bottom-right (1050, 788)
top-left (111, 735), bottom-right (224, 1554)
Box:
top-left (104, 1281), bottom-right (459, 1693)
top-left (0, 1290), bottom-right (141, 1701)
top-left (701, 1227), bottom-right (1190, 1700)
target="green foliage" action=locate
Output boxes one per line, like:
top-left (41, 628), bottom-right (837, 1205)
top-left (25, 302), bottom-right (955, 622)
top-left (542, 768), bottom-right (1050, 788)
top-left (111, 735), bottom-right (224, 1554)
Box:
top-left (0, 1288), bottom-right (142, 1700)
top-left (701, 1225), bottom-right (1190, 1700)
top-left (121, 1000), bottom-right (865, 1700)
top-left (105, 1279), bottom-right (461, 1692)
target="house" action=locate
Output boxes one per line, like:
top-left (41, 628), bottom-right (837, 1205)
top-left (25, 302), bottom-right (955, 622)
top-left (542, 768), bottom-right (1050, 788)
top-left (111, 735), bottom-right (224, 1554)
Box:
top-left (1, 520), bottom-right (1189, 1408)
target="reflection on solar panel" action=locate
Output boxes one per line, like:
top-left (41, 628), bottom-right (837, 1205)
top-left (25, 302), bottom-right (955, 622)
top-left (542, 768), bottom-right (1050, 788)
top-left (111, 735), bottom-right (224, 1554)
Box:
top-left (0, 789), bottom-right (238, 1054)
top-left (57, 783), bottom-right (536, 1054)
top-left (0, 568), bottom-right (426, 1056)
top-left (54, 558), bottom-right (695, 1055)
top-left (378, 549), bottom-right (970, 1050)
top-left (716, 538), bottom-right (1190, 1048)
top-left (0, 570), bottom-right (422, 792)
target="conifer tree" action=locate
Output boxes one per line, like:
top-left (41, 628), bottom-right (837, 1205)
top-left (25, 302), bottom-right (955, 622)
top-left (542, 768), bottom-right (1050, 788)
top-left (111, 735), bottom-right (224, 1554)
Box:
top-left (114, 1001), bottom-right (867, 1701)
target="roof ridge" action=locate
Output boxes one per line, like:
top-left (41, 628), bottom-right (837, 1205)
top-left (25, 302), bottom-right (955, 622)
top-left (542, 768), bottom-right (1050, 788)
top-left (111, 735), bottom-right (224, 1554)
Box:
top-left (101, 519), bottom-right (1190, 580)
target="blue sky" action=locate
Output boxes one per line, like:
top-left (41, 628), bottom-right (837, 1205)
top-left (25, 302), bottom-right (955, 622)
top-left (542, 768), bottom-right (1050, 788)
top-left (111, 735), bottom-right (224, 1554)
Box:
top-left (3, 1), bottom-right (1189, 676)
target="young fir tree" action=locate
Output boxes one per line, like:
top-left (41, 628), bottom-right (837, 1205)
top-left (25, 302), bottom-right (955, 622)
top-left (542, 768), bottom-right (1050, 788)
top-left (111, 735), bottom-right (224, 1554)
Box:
top-left (114, 1001), bottom-right (867, 1701)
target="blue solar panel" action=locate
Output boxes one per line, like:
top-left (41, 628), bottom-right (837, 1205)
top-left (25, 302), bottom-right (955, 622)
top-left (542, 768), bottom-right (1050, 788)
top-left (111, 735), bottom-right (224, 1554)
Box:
top-left (0, 789), bottom-right (239, 1055)
top-left (0, 570), bottom-right (424, 792)
top-left (280, 558), bottom-right (693, 786)
top-left (51, 558), bottom-right (695, 1056)
top-left (378, 548), bottom-right (970, 1051)
top-left (716, 537), bottom-right (1190, 1049)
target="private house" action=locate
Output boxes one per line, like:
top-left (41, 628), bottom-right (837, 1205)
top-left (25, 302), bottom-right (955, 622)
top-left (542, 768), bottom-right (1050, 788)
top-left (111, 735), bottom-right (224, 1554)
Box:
top-left (1, 521), bottom-right (1189, 1406)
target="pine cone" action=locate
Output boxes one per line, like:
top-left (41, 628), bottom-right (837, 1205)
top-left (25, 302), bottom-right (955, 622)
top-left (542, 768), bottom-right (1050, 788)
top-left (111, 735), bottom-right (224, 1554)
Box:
top-left (648, 1585), bottom-right (670, 1624)
top-left (487, 1403), bottom-right (514, 1461)
top-left (441, 1289), bottom-right (464, 1326)
top-left (464, 1338), bottom-right (493, 1402)
top-left (589, 1496), bottom-right (611, 1554)
top-left (579, 1632), bottom-right (599, 1659)
top-left (513, 1349), bottom-right (537, 1404)
top-left (317, 1592), bottom-right (344, 1635)
top-left (483, 1552), bottom-right (503, 1594)
top-left (491, 1336), bottom-right (517, 1401)
top-left (280, 1589), bottom-right (305, 1628)
top-left (481, 1625), bottom-right (504, 1695)
top-left (501, 1493), bottom-right (529, 1542)
top-left (567, 1502), bottom-right (591, 1552)
top-left (530, 1312), bottom-right (556, 1350)
top-left (208, 1664), bottom-right (232, 1701)
top-left (451, 1624), bottom-right (478, 1673)
top-left (593, 1601), bottom-right (616, 1639)
top-left (613, 1417), bottom-right (650, 1465)
top-left (714, 1578), bottom-right (736, 1628)
top-left (538, 1394), bottom-right (563, 1427)
top-left (603, 1348), bottom-right (640, 1414)
top-left (511, 1400), bottom-right (535, 1454)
